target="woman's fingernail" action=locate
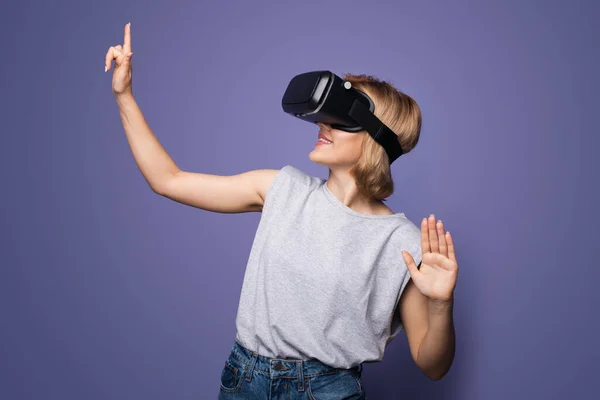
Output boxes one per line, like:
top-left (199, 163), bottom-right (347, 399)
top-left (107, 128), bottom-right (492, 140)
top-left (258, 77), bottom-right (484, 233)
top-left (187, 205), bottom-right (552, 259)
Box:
top-left (104, 65), bottom-right (107, 72)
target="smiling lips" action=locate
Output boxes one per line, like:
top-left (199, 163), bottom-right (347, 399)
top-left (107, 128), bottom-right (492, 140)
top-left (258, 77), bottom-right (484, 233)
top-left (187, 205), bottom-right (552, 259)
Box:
top-left (317, 133), bottom-right (333, 145)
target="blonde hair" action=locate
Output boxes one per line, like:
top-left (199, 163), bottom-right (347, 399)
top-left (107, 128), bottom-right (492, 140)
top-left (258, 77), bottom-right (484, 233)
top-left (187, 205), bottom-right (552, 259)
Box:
top-left (343, 73), bottom-right (422, 201)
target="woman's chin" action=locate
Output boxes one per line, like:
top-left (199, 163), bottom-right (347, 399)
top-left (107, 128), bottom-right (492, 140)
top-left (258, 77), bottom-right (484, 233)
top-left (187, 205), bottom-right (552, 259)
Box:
top-left (308, 151), bottom-right (327, 165)
top-left (309, 155), bottom-right (335, 169)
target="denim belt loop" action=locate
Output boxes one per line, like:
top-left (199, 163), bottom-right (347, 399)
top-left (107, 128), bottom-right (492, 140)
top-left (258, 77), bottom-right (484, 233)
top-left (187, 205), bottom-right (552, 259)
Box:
top-left (244, 350), bottom-right (258, 382)
top-left (296, 360), bottom-right (305, 391)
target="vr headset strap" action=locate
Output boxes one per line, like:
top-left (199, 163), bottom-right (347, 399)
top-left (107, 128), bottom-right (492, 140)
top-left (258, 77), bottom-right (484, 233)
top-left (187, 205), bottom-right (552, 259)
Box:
top-left (348, 99), bottom-right (404, 164)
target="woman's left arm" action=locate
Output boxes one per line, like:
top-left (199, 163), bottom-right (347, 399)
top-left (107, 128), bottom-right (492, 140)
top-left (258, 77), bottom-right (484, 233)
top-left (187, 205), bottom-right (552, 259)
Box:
top-left (401, 214), bottom-right (458, 381)
top-left (417, 296), bottom-right (455, 380)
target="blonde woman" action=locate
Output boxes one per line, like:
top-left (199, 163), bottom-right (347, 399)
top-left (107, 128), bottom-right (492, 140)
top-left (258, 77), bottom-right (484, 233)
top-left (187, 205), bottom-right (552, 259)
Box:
top-left (105, 22), bottom-right (457, 399)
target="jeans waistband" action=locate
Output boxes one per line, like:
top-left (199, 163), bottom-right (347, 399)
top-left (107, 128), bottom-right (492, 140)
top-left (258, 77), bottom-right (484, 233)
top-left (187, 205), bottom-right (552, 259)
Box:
top-left (231, 339), bottom-right (363, 380)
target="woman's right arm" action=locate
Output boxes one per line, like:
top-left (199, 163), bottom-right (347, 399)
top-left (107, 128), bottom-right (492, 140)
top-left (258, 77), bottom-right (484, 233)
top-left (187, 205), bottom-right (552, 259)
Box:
top-left (116, 94), bottom-right (278, 214)
top-left (108, 23), bottom-right (277, 214)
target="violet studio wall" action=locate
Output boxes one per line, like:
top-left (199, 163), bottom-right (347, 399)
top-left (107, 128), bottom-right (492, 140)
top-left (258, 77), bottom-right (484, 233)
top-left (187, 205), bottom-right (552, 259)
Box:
top-left (0, 0), bottom-right (597, 399)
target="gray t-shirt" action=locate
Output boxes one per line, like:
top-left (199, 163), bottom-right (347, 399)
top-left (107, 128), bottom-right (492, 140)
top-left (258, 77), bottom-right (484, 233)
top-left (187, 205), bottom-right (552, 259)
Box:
top-left (234, 165), bottom-right (422, 369)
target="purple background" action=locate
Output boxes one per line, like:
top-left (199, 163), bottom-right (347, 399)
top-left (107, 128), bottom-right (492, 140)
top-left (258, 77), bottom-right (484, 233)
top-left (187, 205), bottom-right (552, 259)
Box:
top-left (1, 0), bottom-right (598, 399)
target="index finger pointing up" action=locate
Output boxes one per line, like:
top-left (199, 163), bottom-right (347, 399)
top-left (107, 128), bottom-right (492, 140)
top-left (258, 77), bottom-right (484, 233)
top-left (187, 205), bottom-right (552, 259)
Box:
top-left (123, 22), bottom-right (131, 53)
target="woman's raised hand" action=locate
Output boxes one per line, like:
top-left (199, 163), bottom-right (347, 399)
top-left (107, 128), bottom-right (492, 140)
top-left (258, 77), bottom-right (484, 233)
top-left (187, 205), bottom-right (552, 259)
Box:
top-left (401, 214), bottom-right (458, 303)
top-left (105, 22), bottom-right (133, 96)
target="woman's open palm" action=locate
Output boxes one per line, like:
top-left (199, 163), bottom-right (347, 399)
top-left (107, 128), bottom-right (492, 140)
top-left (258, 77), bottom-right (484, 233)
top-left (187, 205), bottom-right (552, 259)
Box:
top-left (105, 22), bottom-right (133, 96)
top-left (402, 214), bottom-right (458, 302)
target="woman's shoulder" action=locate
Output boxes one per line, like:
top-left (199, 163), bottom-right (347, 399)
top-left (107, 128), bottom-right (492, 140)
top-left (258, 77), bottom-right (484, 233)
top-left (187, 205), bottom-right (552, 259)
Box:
top-left (280, 164), bottom-right (324, 187)
top-left (391, 216), bottom-right (423, 251)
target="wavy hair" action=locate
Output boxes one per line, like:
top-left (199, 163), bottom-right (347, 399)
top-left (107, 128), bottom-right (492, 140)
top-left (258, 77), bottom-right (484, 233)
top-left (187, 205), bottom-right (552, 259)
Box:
top-left (343, 73), bottom-right (422, 201)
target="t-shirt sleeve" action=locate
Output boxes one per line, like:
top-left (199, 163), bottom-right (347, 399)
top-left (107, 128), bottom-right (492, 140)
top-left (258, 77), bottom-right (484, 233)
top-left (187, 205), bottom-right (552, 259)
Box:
top-left (399, 225), bottom-right (423, 294)
top-left (261, 165), bottom-right (291, 218)
top-left (387, 222), bottom-right (423, 343)
top-left (261, 165), bottom-right (311, 219)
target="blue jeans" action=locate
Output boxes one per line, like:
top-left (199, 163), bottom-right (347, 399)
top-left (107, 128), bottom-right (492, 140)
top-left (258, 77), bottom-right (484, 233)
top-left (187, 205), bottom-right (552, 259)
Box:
top-left (218, 340), bottom-right (367, 399)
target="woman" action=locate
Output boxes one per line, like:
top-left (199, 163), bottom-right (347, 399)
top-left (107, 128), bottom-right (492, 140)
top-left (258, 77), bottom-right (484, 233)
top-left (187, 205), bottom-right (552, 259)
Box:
top-left (105, 22), bottom-right (457, 399)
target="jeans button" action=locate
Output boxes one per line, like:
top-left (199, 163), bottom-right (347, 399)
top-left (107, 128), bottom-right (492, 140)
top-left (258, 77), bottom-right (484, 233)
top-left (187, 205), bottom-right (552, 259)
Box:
top-left (273, 363), bottom-right (283, 371)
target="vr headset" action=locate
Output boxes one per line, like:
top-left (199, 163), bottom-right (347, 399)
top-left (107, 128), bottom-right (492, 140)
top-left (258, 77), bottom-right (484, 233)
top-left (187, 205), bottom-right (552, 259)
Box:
top-left (281, 70), bottom-right (404, 164)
